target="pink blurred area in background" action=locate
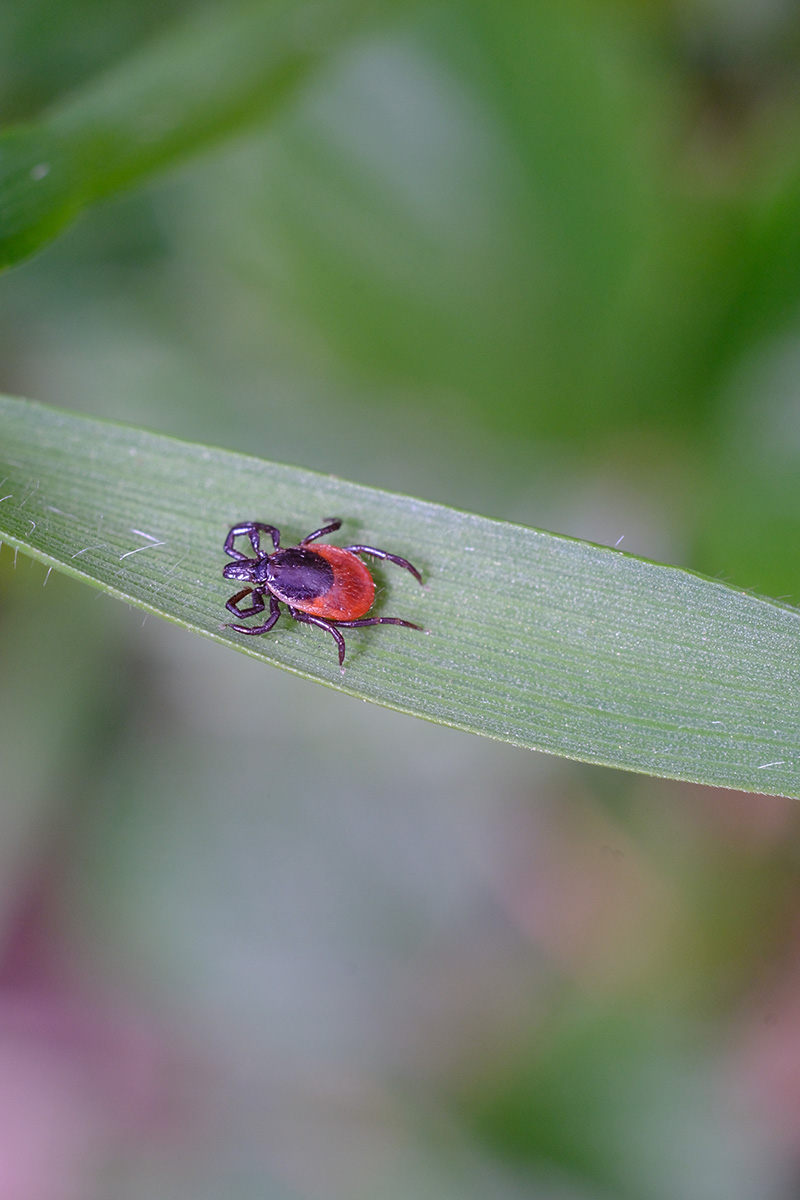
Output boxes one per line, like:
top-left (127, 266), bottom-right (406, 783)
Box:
top-left (668, 784), bottom-right (795, 852)
top-left (0, 993), bottom-right (165, 1200)
top-left (497, 780), bottom-right (797, 987)
top-left (494, 793), bottom-right (678, 990)
top-left (0, 865), bottom-right (175, 1200)
top-left (736, 910), bottom-right (800, 1151)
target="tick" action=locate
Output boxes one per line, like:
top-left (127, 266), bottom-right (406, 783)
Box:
top-left (222, 518), bottom-right (423, 666)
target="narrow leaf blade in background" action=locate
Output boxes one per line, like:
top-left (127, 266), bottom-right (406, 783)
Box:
top-left (0, 0), bottom-right (396, 270)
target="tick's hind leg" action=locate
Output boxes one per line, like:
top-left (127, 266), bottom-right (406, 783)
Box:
top-left (332, 615), bottom-right (423, 666)
top-left (288, 608), bottom-right (347, 666)
top-left (227, 591), bottom-right (282, 635)
top-left (344, 545), bottom-right (423, 585)
top-left (335, 616), bottom-right (423, 632)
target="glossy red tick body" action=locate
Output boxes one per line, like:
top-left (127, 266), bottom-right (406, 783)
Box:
top-left (222, 519), bottom-right (423, 667)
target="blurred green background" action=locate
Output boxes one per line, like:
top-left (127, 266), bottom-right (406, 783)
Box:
top-left (3, 0), bottom-right (800, 1196)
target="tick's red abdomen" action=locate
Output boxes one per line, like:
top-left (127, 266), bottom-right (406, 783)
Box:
top-left (302, 544), bottom-right (375, 620)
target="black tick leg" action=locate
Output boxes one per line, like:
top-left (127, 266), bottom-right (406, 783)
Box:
top-left (344, 545), bottom-right (422, 585)
top-left (287, 608), bottom-right (347, 666)
top-left (225, 587), bottom-right (266, 619)
top-left (301, 519), bottom-right (342, 545)
top-left (335, 616), bottom-right (423, 632)
top-left (224, 522), bottom-right (282, 559)
top-left (227, 592), bottom-right (282, 635)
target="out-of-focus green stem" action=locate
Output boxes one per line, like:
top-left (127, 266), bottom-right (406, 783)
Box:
top-left (0, 0), bottom-right (400, 270)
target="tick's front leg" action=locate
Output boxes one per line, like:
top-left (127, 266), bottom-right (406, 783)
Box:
top-left (224, 522), bottom-right (282, 558)
top-left (225, 587), bottom-right (266, 619)
top-left (226, 592), bottom-right (282, 635)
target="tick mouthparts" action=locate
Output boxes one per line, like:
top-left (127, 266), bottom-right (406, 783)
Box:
top-left (223, 561), bottom-right (253, 581)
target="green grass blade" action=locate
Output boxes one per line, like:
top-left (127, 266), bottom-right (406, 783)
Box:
top-left (0, 0), bottom-right (395, 270)
top-left (1, 393), bottom-right (798, 797)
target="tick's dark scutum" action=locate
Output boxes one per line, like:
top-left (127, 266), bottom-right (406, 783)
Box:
top-left (267, 547), bottom-right (334, 602)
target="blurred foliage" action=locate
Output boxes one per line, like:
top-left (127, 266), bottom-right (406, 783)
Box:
top-left (0, 0), bottom-right (193, 119)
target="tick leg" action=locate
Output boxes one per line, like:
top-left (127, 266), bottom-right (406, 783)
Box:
top-left (344, 546), bottom-right (422, 585)
top-left (224, 522), bottom-right (281, 559)
top-left (225, 587), bottom-right (266, 619)
top-left (334, 617), bottom-right (424, 631)
top-left (287, 607), bottom-right (347, 666)
top-left (301, 518), bottom-right (342, 545)
top-left (227, 593), bottom-right (282, 635)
